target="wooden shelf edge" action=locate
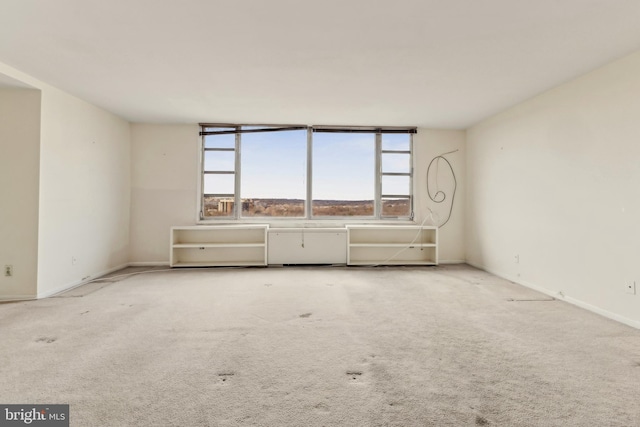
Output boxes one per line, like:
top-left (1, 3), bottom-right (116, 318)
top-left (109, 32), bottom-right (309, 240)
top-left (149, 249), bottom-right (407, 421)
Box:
top-left (172, 243), bottom-right (266, 248)
top-left (348, 243), bottom-right (436, 248)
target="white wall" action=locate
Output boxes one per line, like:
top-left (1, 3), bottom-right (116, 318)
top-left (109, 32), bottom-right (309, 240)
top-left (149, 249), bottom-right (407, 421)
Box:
top-left (37, 87), bottom-right (131, 297)
top-left (129, 125), bottom-right (465, 264)
top-left (129, 124), bottom-right (200, 264)
top-left (0, 88), bottom-right (41, 299)
top-left (466, 51), bottom-right (640, 328)
top-left (0, 62), bottom-right (131, 299)
top-left (414, 129), bottom-right (465, 263)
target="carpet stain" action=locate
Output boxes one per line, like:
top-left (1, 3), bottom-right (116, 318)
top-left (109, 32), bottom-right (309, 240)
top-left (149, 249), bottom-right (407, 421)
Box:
top-left (475, 415), bottom-right (490, 425)
top-left (35, 337), bottom-right (56, 344)
top-left (314, 402), bottom-right (330, 414)
top-left (299, 313), bottom-right (312, 318)
top-left (264, 283), bottom-right (272, 287)
top-left (346, 371), bottom-right (363, 380)
top-left (218, 372), bottom-right (235, 382)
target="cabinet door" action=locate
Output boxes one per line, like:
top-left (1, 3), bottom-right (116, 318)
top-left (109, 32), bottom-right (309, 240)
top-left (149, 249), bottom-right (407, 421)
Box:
top-left (268, 230), bottom-right (347, 265)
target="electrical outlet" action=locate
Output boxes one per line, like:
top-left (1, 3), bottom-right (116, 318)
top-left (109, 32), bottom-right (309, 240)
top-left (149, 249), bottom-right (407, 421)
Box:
top-left (625, 281), bottom-right (636, 295)
top-left (72, 257), bottom-right (77, 266)
top-left (4, 265), bottom-right (12, 277)
top-left (514, 254), bottom-right (520, 264)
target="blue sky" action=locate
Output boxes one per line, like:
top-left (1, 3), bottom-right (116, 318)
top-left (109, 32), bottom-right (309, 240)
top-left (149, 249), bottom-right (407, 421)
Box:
top-left (204, 130), bottom-right (409, 200)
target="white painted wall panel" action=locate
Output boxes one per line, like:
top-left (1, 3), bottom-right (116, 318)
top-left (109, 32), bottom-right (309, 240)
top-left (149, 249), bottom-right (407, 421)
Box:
top-left (0, 88), bottom-right (41, 299)
top-left (467, 51), bottom-right (640, 328)
top-left (0, 61), bottom-right (131, 298)
top-left (130, 124), bottom-right (200, 264)
top-left (413, 129), bottom-right (465, 263)
top-left (37, 87), bottom-right (131, 296)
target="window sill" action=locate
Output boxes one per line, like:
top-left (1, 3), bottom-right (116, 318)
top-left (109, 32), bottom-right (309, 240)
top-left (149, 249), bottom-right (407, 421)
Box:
top-left (195, 218), bottom-right (417, 228)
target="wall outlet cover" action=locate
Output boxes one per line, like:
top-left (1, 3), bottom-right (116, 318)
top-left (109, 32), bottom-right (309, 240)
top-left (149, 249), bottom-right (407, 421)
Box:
top-left (625, 281), bottom-right (636, 295)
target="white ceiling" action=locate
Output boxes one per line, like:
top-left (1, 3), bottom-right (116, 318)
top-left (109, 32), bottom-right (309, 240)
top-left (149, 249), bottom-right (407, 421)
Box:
top-left (1, 0), bottom-right (640, 128)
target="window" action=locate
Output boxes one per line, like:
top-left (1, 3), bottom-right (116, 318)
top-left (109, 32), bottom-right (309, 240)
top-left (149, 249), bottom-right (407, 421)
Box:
top-left (241, 127), bottom-right (307, 217)
top-left (312, 131), bottom-right (375, 216)
top-left (200, 124), bottom-right (415, 220)
top-left (381, 133), bottom-right (412, 217)
top-left (202, 127), bottom-right (236, 218)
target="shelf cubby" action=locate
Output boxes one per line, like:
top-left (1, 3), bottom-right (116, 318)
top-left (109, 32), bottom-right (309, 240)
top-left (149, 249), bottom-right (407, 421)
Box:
top-left (346, 225), bottom-right (438, 266)
top-left (170, 225), bottom-right (268, 267)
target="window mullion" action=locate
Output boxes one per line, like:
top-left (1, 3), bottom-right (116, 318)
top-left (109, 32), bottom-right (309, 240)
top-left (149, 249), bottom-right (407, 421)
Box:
top-left (409, 133), bottom-right (414, 220)
top-left (200, 134), bottom-right (205, 219)
top-left (234, 127), bottom-right (241, 219)
top-left (306, 127), bottom-right (313, 219)
top-left (375, 133), bottom-right (382, 219)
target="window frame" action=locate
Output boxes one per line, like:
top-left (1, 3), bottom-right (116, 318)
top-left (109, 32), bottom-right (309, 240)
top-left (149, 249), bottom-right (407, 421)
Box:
top-left (379, 133), bottom-right (414, 219)
top-left (199, 124), bottom-right (415, 221)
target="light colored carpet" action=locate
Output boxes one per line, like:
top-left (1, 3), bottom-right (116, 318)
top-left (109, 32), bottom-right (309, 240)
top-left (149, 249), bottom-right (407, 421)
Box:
top-left (0, 264), bottom-right (639, 426)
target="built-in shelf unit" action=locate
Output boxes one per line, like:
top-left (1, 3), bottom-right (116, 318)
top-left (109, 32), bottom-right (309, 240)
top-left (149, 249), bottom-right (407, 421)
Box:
top-left (346, 225), bottom-right (438, 266)
top-left (170, 225), bottom-right (268, 267)
top-left (170, 224), bottom-right (439, 267)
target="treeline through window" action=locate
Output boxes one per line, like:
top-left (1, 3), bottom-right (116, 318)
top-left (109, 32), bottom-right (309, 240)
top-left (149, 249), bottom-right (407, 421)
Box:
top-left (200, 124), bottom-right (415, 220)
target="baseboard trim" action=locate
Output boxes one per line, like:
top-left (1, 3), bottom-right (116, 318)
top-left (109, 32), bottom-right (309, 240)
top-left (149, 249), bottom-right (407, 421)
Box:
top-left (467, 261), bottom-right (640, 330)
top-left (0, 294), bottom-right (37, 302)
top-left (439, 259), bottom-right (466, 265)
top-left (128, 262), bottom-right (170, 267)
top-left (37, 263), bottom-right (130, 299)
top-left (559, 294), bottom-right (640, 330)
